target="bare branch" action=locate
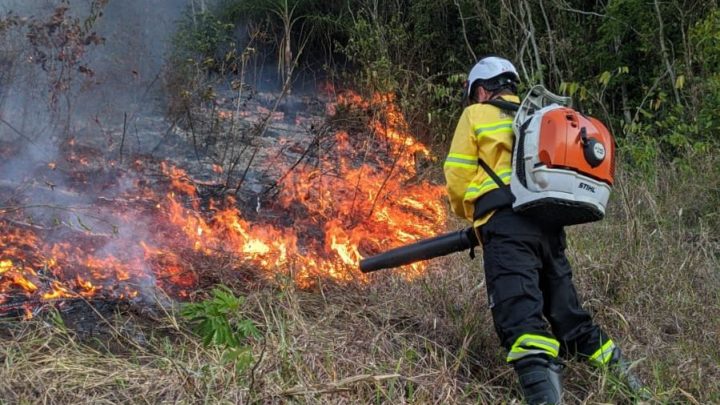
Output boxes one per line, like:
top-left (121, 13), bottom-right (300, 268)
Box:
top-left (654, 0), bottom-right (681, 105)
top-left (522, 0), bottom-right (544, 84)
top-left (454, 0), bottom-right (477, 62)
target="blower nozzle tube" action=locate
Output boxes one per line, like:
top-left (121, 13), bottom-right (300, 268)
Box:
top-left (359, 227), bottom-right (479, 273)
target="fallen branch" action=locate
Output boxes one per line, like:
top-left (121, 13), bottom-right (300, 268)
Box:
top-left (1, 217), bottom-right (115, 239)
top-left (0, 179), bottom-right (83, 199)
top-left (234, 147), bottom-right (258, 196)
top-left (150, 117), bottom-right (180, 155)
top-left (119, 111), bottom-right (128, 163)
top-left (261, 129), bottom-right (323, 198)
top-left (0, 204), bottom-right (120, 235)
top-left (96, 196), bottom-right (158, 207)
top-left (0, 117), bottom-right (39, 147)
top-left (280, 373), bottom-right (402, 396)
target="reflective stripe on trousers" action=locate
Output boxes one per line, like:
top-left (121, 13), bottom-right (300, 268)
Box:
top-left (589, 339), bottom-right (616, 366)
top-left (507, 333), bottom-right (561, 362)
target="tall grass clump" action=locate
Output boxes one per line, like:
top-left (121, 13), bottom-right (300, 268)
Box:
top-left (567, 148), bottom-right (720, 403)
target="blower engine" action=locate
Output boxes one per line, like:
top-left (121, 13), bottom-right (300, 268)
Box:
top-left (508, 85), bottom-right (615, 226)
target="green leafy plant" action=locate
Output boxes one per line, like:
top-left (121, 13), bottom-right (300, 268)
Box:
top-left (172, 10), bottom-right (235, 68)
top-left (181, 286), bottom-right (261, 371)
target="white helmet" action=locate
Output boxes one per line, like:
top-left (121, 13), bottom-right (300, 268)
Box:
top-left (466, 56), bottom-right (520, 99)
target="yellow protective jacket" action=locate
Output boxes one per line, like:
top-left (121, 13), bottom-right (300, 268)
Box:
top-left (443, 95), bottom-right (520, 227)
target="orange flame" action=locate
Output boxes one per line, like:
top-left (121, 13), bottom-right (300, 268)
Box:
top-left (0, 89), bottom-right (446, 309)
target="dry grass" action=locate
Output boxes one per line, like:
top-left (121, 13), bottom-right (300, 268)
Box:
top-left (1, 155), bottom-right (718, 404)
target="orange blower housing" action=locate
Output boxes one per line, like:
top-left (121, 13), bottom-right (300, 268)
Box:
top-left (537, 108), bottom-right (615, 186)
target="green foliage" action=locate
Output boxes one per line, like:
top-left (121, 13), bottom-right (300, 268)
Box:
top-left (691, 9), bottom-right (720, 74)
top-left (423, 73), bottom-right (466, 143)
top-left (181, 286), bottom-right (260, 371)
top-left (689, 10), bottom-right (720, 150)
top-left (166, 6), bottom-right (242, 119)
top-left (166, 0), bottom-right (720, 164)
top-left (172, 11), bottom-right (235, 68)
top-left (616, 133), bottom-right (660, 176)
top-left (340, 15), bottom-right (405, 93)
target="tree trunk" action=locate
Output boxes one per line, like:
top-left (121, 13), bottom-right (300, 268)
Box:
top-left (654, 0), bottom-right (681, 104)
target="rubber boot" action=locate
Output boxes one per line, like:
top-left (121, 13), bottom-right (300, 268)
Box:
top-left (608, 347), bottom-right (651, 399)
top-left (513, 356), bottom-right (564, 405)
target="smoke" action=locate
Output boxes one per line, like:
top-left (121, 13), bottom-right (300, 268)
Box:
top-left (0, 0), bottom-right (188, 202)
top-left (0, 0), bottom-right (192, 305)
top-left (0, 0), bottom-right (186, 141)
top-left (78, 0), bottom-right (186, 118)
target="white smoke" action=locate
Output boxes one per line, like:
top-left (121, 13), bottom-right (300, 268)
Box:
top-left (0, 0), bottom-right (192, 305)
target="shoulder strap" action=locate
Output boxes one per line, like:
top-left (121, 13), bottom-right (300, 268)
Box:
top-left (474, 158), bottom-right (515, 220)
top-left (482, 99), bottom-right (520, 112)
top-left (477, 159), bottom-right (506, 189)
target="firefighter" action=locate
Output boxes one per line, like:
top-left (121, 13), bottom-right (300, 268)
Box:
top-left (443, 56), bottom-right (643, 404)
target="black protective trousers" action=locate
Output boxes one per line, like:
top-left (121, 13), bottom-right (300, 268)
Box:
top-left (479, 208), bottom-right (610, 360)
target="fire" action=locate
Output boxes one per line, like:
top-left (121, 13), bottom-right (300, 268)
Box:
top-left (0, 260), bottom-right (12, 274)
top-left (0, 89), bottom-right (447, 313)
top-left (152, 90), bottom-right (446, 286)
top-left (42, 281), bottom-right (71, 300)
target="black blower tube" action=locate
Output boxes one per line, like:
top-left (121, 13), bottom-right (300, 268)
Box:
top-left (359, 227), bottom-right (479, 273)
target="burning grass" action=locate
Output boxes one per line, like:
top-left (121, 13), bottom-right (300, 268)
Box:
top-left (0, 89), bottom-right (447, 317)
top-left (1, 152), bottom-right (718, 404)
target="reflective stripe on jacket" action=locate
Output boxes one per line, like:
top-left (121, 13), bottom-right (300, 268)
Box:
top-left (443, 95), bottom-right (519, 227)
